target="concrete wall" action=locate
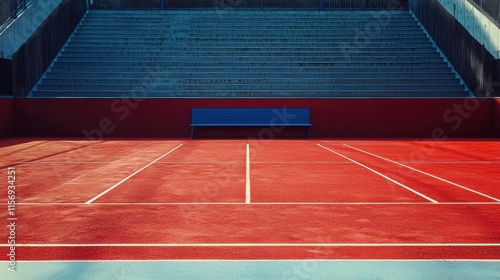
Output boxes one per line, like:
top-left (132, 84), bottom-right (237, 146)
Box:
top-left (437, 0), bottom-right (500, 59)
top-left (12, 98), bottom-right (494, 138)
top-left (411, 0), bottom-right (497, 97)
top-left (0, 0), bottom-right (65, 59)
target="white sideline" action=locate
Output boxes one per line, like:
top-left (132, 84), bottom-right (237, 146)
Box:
top-left (343, 144), bottom-right (500, 202)
top-left (317, 144), bottom-right (438, 204)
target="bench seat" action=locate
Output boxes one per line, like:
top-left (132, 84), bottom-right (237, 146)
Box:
top-left (190, 108), bottom-right (311, 138)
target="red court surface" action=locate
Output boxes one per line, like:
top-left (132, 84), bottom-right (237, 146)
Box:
top-left (0, 138), bottom-right (499, 260)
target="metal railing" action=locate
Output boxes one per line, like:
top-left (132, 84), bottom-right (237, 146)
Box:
top-left (90, 0), bottom-right (161, 9)
top-left (323, 0), bottom-right (408, 9)
top-left (469, 0), bottom-right (500, 26)
top-left (0, 0), bottom-right (35, 28)
top-left (89, 0), bottom-right (408, 10)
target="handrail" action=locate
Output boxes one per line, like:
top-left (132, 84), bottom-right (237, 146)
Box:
top-left (0, 0), bottom-right (36, 28)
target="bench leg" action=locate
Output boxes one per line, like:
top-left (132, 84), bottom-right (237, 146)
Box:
top-left (191, 127), bottom-right (194, 139)
top-left (307, 127), bottom-right (311, 139)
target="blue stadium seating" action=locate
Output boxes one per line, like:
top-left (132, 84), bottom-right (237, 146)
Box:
top-left (31, 9), bottom-right (470, 97)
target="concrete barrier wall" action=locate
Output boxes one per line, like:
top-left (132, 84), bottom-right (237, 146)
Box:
top-left (12, 98), bottom-right (495, 138)
top-left (0, 98), bottom-right (13, 137)
top-left (495, 98), bottom-right (500, 136)
top-left (0, 0), bottom-right (64, 59)
top-left (437, 0), bottom-right (499, 59)
top-left (411, 0), bottom-right (498, 97)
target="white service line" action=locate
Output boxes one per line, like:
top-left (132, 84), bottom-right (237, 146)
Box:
top-left (18, 161), bottom-right (119, 164)
top-left (85, 144), bottom-right (184, 204)
top-left (317, 144), bottom-right (438, 204)
top-left (343, 144), bottom-right (500, 202)
top-left (246, 144), bottom-right (251, 204)
top-left (14, 202), bottom-right (500, 206)
top-left (4, 243), bottom-right (500, 247)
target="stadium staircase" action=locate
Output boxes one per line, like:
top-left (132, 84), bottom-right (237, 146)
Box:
top-left (31, 9), bottom-right (470, 97)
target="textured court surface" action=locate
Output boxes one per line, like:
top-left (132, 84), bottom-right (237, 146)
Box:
top-left (0, 138), bottom-right (499, 278)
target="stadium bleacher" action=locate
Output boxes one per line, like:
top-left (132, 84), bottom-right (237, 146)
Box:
top-left (31, 9), bottom-right (470, 97)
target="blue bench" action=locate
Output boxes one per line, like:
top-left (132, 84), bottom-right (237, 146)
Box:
top-left (191, 108), bottom-right (312, 138)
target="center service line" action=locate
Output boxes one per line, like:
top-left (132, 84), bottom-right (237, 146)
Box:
top-left (246, 144), bottom-right (251, 204)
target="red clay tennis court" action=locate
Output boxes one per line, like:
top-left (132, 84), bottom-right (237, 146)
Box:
top-left (2, 138), bottom-right (499, 262)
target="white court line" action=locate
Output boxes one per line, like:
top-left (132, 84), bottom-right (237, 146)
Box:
top-left (3, 243), bottom-right (500, 247)
top-left (250, 161), bottom-right (356, 164)
top-left (246, 144), bottom-right (251, 204)
top-left (344, 144), bottom-right (500, 203)
top-left (9, 259), bottom-right (500, 262)
top-left (317, 144), bottom-right (438, 204)
top-left (408, 161), bottom-right (499, 164)
top-left (17, 161), bottom-right (499, 165)
top-left (84, 144), bottom-right (184, 204)
top-left (18, 161), bottom-right (119, 164)
top-left (155, 161), bottom-right (245, 164)
top-left (14, 202), bottom-right (500, 206)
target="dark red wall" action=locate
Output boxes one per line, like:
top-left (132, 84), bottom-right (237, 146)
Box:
top-left (13, 98), bottom-right (494, 138)
top-left (495, 98), bottom-right (500, 137)
top-left (0, 98), bottom-right (13, 137)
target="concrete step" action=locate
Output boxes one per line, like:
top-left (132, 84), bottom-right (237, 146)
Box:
top-left (78, 23), bottom-right (420, 29)
top-left (32, 9), bottom-right (467, 98)
top-left (80, 20), bottom-right (416, 25)
top-left (76, 26), bottom-right (423, 32)
top-left (61, 46), bottom-right (439, 53)
top-left (59, 50), bottom-right (440, 57)
top-left (37, 83), bottom-right (464, 91)
top-left (84, 10), bottom-right (411, 15)
top-left (81, 17), bottom-right (415, 22)
top-left (58, 52), bottom-right (442, 59)
top-left (52, 61), bottom-right (449, 68)
top-left (69, 36), bottom-right (430, 42)
top-left (56, 56), bottom-right (444, 63)
top-left (57, 52), bottom-right (443, 62)
top-left (45, 71), bottom-right (458, 80)
top-left (66, 42), bottom-right (434, 49)
top-left (32, 89), bottom-right (469, 98)
top-left (49, 65), bottom-right (456, 73)
top-left (82, 14), bottom-right (414, 20)
top-left (40, 77), bottom-right (460, 86)
top-left (73, 30), bottom-right (424, 37)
